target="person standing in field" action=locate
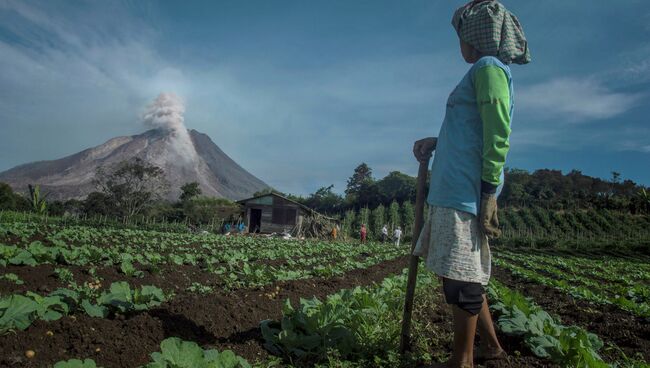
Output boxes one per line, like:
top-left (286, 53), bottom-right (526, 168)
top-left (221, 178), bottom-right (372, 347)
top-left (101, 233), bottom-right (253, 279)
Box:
top-left (393, 226), bottom-right (402, 246)
top-left (412, 1), bottom-right (530, 366)
top-left (360, 224), bottom-right (367, 244)
top-left (331, 225), bottom-right (338, 240)
top-left (381, 224), bottom-right (389, 242)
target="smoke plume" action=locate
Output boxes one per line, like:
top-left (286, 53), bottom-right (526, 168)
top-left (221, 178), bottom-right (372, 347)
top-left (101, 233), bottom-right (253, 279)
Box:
top-left (142, 93), bottom-right (197, 161)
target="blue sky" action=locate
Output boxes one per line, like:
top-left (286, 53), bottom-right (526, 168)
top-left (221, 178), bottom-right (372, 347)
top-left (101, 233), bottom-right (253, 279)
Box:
top-left (0, 0), bottom-right (648, 195)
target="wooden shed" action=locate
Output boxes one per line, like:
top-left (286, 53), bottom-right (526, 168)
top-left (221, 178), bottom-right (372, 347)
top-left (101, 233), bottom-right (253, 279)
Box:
top-left (237, 193), bottom-right (312, 234)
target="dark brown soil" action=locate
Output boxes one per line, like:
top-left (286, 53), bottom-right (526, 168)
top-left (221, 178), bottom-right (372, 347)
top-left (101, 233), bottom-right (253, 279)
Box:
top-left (0, 256), bottom-right (553, 368)
top-left (493, 265), bottom-right (650, 363)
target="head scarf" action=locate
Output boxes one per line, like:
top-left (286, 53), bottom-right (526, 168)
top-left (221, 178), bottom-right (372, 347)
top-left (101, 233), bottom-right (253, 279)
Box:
top-left (452, 0), bottom-right (531, 65)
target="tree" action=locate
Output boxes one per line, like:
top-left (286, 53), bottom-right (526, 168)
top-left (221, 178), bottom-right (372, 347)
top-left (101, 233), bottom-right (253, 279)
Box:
top-left (82, 192), bottom-right (114, 217)
top-left (388, 201), bottom-right (400, 231)
top-left (183, 197), bottom-right (240, 225)
top-left (303, 185), bottom-right (344, 214)
top-left (28, 184), bottom-right (47, 215)
top-left (401, 201), bottom-right (415, 241)
top-left (180, 182), bottom-right (202, 202)
top-left (376, 171), bottom-right (417, 205)
top-left (94, 158), bottom-right (169, 219)
top-left (345, 163), bottom-right (373, 197)
top-left (0, 182), bottom-right (16, 210)
top-left (371, 204), bottom-right (386, 240)
top-left (358, 207), bottom-right (370, 236)
top-left (342, 210), bottom-right (356, 239)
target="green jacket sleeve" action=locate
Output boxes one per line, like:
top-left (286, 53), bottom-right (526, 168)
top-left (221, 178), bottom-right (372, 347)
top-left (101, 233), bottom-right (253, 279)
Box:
top-left (474, 65), bottom-right (511, 193)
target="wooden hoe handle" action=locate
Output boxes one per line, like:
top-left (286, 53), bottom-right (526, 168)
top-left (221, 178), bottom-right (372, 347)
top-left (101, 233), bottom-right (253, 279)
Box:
top-left (399, 158), bottom-right (430, 354)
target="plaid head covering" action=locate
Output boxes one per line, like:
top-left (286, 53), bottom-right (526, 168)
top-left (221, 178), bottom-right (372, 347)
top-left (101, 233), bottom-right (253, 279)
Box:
top-left (452, 0), bottom-right (531, 65)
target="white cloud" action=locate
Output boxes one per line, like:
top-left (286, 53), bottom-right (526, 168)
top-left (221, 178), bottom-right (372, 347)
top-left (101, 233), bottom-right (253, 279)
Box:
top-left (517, 77), bottom-right (644, 122)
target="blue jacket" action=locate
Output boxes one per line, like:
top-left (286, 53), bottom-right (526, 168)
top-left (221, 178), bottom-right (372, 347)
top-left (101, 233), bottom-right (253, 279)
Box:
top-left (427, 56), bottom-right (513, 215)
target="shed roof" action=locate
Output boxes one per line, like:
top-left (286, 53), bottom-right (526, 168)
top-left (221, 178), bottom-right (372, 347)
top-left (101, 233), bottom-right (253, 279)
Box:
top-left (237, 192), bottom-right (337, 221)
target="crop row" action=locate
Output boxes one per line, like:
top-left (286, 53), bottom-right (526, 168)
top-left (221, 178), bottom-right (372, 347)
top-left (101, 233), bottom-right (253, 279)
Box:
top-left (52, 337), bottom-right (251, 368)
top-left (494, 258), bottom-right (650, 318)
top-left (0, 281), bottom-right (166, 334)
top-left (497, 250), bottom-right (650, 286)
top-left (498, 208), bottom-right (650, 246)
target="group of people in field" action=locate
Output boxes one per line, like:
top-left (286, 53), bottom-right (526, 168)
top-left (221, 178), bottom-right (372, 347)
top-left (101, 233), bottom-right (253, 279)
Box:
top-left (222, 221), bottom-right (246, 235)
top-left (357, 223), bottom-right (402, 245)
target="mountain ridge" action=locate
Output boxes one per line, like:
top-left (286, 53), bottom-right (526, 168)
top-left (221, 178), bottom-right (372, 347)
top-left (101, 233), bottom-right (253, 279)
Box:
top-left (0, 129), bottom-right (269, 201)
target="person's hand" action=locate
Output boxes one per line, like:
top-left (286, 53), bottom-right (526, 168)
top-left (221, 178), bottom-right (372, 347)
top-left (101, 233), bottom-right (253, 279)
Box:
top-left (413, 137), bottom-right (437, 163)
top-left (479, 193), bottom-right (501, 239)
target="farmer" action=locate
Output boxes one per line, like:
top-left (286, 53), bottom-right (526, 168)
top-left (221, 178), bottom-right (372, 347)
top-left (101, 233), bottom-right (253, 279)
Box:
top-left (412, 1), bottom-right (530, 367)
top-left (331, 225), bottom-right (338, 240)
top-left (360, 224), bottom-right (367, 244)
top-left (393, 226), bottom-right (402, 246)
top-left (381, 224), bottom-right (389, 242)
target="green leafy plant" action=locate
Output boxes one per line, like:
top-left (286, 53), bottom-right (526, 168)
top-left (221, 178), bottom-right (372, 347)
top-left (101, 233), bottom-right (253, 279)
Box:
top-left (488, 281), bottom-right (607, 367)
top-left (144, 337), bottom-right (250, 368)
top-left (54, 267), bottom-right (75, 284)
top-left (120, 260), bottom-right (144, 278)
top-left (95, 282), bottom-right (165, 314)
top-left (186, 282), bottom-right (213, 295)
top-left (0, 273), bottom-right (24, 285)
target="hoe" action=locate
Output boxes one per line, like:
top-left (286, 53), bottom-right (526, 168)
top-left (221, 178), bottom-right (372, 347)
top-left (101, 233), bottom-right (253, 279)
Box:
top-left (399, 156), bottom-right (430, 354)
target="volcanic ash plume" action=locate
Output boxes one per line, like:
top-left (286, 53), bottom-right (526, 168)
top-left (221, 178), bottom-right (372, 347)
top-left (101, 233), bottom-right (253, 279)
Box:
top-left (142, 93), bottom-right (197, 162)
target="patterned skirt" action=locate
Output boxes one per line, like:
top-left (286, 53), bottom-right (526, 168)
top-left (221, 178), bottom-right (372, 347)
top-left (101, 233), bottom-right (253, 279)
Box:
top-left (412, 206), bottom-right (491, 285)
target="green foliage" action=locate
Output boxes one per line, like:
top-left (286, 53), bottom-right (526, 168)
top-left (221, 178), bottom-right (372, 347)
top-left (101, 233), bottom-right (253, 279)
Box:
top-left (400, 201), bottom-right (414, 241)
top-left (0, 282), bottom-right (166, 332)
top-left (489, 281), bottom-right (607, 367)
top-left (144, 337), bottom-right (250, 368)
top-left (0, 182), bottom-right (17, 210)
top-left (94, 158), bottom-right (169, 219)
top-left (182, 196), bottom-right (240, 225)
top-left (120, 260), bottom-right (144, 278)
top-left (387, 201), bottom-right (400, 232)
top-left (179, 182), bottom-right (202, 202)
top-left (95, 282), bottom-right (165, 314)
top-left (261, 270), bottom-right (436, 365)
top-left (302, 185), bottom-right (344, 214)
top-left (370, 205), bottom-right (385, 241)
top-left (28, 184), bottom-right (48, 215)
top-left (0, 272), bottom-right (24, 285)
top-left (345, 163), bottom-right (373, 198)
top-left (186, 282), bottom-right (213, 294)
top-left (0, 295), bottom-right (40, 332)
top-left (499, 168), bottom-right (648, 213)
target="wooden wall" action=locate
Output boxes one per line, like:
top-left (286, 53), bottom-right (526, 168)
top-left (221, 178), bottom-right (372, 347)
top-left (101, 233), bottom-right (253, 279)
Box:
top-left (241, 194), bottom-right (307, 233)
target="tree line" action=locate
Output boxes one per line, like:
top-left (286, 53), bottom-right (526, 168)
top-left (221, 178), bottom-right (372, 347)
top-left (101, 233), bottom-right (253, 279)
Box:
top-left (258, 163), bottom-right (650, 216)
top-left (1, 160), bottom-right (648, 231)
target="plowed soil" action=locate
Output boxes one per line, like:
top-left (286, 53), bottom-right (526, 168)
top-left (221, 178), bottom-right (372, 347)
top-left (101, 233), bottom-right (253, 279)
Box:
top-left (1, 256), bottom-right (552, 368)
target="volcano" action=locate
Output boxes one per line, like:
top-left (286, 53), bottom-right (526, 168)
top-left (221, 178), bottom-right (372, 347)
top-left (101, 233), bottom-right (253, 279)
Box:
top-left (0, 129), bottom-right (269, 201)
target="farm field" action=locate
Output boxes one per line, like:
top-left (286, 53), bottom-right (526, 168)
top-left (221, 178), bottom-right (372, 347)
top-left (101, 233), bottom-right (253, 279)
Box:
top-left (0, 215), bottom-right (649, 367)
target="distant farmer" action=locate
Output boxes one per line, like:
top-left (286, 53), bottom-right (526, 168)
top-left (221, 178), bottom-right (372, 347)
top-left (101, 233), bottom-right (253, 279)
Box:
top-left (381, 224), bottom-right (389, 242)
top-left (360, 224), bottom-right (367, 244)
top-left (331, 225), bottom-right (338, 240)
top-left (393, 226), bottom-right (402, 246)
top-left (412, 1), bottom-right (530, 366)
